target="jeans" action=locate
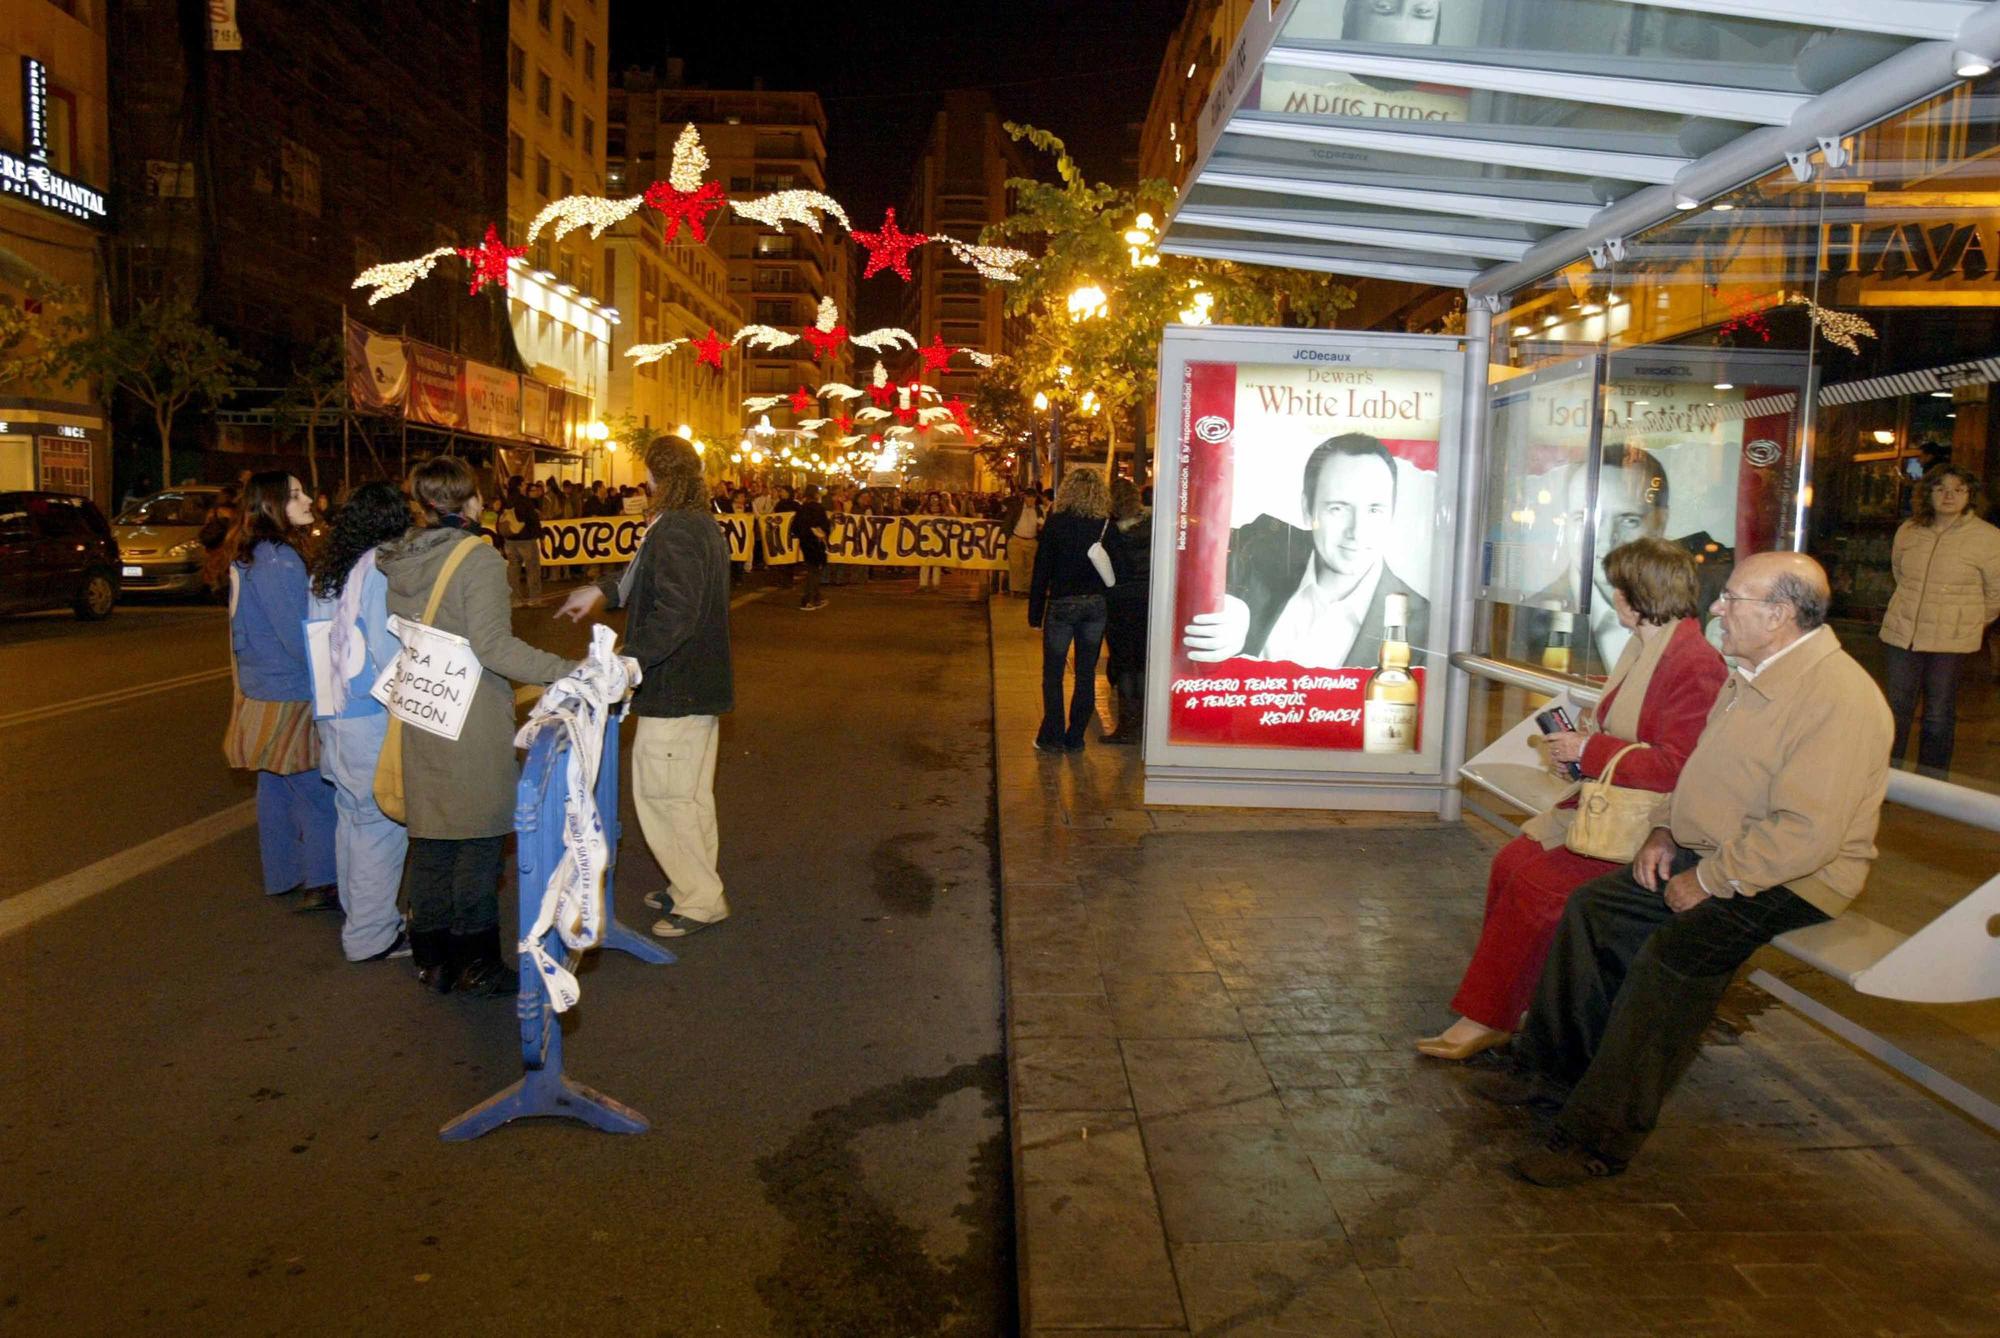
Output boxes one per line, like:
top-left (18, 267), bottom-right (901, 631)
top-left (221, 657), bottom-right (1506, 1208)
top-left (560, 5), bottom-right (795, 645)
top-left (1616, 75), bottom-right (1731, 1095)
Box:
top-left (256, 769), bottom-right (337, 895)
top-left (318, 713), bottom-right (408, 959)
top-left (1518, 849), bottom-right (1828, 1162)
top-left (630, 714), bottom-right (727, 923)
top-left (1039, 593), bottom-right (1108, 749)
top-left (504, 539), bottom-right (542, 602)
top-left (1883, 643), bottom-right (1966, 778)
top-left (407, 835), bottom-right (504, 936)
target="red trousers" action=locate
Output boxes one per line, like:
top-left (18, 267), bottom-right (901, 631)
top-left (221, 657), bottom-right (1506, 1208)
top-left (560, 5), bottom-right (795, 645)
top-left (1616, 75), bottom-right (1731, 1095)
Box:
top-left (1449, 834), bottom-right (1618, 1032)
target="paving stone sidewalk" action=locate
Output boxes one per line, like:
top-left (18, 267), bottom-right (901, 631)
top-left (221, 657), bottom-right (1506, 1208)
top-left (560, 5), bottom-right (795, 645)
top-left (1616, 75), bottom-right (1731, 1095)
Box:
top-left (988, 598), bottom-right (2000, 1338)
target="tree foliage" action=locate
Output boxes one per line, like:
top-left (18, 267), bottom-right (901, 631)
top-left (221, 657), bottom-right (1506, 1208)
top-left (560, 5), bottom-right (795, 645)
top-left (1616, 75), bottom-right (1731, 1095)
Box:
top-left (980, 124), bottom-right (1357, 478)
top-left (58, 299), bottom-right (254, 484)
top-left (272, 336), bottom-right (344, 492)
top-left (0, 282), bottom-right (85, 395)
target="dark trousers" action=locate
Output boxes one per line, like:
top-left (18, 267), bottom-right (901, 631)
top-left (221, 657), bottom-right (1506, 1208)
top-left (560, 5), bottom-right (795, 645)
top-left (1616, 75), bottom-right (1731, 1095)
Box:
top-left (1105, 597), bottom-right (1148, 699)
top-left (1518, 849), bottom-right (1828, 1162)
top-left (1883, 644), bottom-right (1966, 778)
top-left (407, 835), bottom-right (505, 936)
top-left (1039, 593), bottom-right (1107, 748)
top-left (801, 559), bottom-right (823, 606)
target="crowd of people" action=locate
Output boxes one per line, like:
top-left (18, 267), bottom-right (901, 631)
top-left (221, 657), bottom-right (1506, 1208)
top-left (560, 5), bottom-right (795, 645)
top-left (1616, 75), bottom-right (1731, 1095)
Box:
top-left (218, 436), bottom-right (735, 998)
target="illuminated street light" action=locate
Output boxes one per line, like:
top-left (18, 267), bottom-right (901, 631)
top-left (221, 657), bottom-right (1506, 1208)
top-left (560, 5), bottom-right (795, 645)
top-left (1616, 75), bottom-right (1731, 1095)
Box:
top-left (586, 420), bottom-right (610, 442)
top-left (1067, 285), bottom-right (1108, 322)
top-left (676, 422), bottom-right (693, 438)
top-left (1033, 391), bottom-right (1050, 411)
top-left (1179, 287), bottom-right (1215, 325)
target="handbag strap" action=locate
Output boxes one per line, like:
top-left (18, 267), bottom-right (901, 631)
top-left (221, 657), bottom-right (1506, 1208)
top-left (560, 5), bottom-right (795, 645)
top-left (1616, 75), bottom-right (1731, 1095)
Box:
top-left (1595, 741), bottom-right (1650, 785)
top-left (422, 535), bottom-right (482, 624)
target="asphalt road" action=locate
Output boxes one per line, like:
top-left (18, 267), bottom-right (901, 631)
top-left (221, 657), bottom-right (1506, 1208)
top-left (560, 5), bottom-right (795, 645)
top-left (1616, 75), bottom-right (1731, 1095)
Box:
top-left (0, 575), bottom-right (1013, 1336)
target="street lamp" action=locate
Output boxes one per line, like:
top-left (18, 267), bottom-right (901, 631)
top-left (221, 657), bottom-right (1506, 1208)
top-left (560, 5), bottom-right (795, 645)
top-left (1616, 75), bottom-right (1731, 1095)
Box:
top-left (1067, 284), bottom-right (1108, 322)
top-left (1124, 213), bottom-right (1161, 269)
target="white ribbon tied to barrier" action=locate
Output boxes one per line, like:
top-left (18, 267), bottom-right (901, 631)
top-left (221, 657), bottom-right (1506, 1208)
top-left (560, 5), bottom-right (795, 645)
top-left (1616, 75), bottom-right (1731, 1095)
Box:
top-left (514, 623), bottom-right (641, 1013)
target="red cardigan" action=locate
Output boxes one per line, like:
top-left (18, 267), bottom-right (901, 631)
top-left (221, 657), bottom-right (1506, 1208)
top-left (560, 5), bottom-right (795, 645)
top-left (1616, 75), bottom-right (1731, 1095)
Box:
top-left (1576, 618), bottom-right (1728, 794)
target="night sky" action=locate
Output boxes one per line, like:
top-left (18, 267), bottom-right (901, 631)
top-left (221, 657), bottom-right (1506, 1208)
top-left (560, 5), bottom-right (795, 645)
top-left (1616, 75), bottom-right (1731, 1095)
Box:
top-left (610, 2), bottom-right (1191, 220)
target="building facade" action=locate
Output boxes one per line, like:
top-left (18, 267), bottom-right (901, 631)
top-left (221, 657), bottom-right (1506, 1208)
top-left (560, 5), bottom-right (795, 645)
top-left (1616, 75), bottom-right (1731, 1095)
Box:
top-left (0, 0), bottom-right (110, 510)
top-left (505, 0), bottom-right (611, 430)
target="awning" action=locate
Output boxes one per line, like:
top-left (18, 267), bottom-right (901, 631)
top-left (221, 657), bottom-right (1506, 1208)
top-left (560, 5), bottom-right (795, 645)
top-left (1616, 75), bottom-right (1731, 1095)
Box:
top-left (1164, 0), bottom-right (2000, 297)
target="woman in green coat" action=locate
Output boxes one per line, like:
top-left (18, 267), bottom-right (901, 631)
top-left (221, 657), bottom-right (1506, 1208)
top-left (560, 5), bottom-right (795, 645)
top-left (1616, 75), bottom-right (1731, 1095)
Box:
top-left (377, 457), bottom-right (576, 995)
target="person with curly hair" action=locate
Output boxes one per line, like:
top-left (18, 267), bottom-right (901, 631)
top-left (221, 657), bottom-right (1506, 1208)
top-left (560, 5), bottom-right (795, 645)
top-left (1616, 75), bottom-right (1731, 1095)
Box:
top-left (307, 481), bottom-right (415, 961)
top-left (224, 471), bottom-right (338, 907)
top-left (1029, 468), bottom-right (1113, 752)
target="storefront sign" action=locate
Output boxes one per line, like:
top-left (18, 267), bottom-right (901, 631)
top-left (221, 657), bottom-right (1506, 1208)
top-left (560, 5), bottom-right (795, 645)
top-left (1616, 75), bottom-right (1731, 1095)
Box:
top-left (37, 435), bottom-right (91, 496)
top-left (209, 0), bottom-right (242, 50)
top-left (536, 514), bottom-right (1011, 571)
top-left (1147, 326), bottom-right (1465, 810)
top-left (520, 378), bottom-right (551, 441)
top-left (404, 341), bottom-right (466, 429)
top-left (1, 59), bottom-right (107, 224)
top-left (1820, 197), bottom-right (2000, 305)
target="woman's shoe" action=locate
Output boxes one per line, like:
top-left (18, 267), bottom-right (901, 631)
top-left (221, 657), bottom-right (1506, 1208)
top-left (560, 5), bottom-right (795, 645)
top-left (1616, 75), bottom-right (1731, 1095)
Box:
top-left (411, 929), bottom-right (454, 993)
top-left (1415, 1022), bottom-right (1512, 1062)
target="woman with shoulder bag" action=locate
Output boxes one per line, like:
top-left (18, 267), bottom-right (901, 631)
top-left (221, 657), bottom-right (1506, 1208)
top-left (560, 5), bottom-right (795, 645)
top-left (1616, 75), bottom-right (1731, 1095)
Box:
top-left (1417, 538), bottom-right (1727, 1060)
top-left (376, 457), bottom-right (578, 997)
top-left (1103, 477), bottom-right (1153, 745)
top-left (225, 471), bottom-right (338, 906)
top-left (1028, 469), bottom-right (1114, 753)
top-left (1879, 465), bottom-right (2000, 778)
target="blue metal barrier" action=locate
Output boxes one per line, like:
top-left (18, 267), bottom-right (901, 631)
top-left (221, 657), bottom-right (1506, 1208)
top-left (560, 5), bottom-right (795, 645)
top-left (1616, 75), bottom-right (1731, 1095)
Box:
top-left (441, 705), bottom-right (671, 1140)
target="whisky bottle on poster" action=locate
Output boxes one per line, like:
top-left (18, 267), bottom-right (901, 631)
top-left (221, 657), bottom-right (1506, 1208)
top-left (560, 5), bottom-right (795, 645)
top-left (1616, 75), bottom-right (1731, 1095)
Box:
top-left (1542, 610), bottom-right (1573, 674)
top-left (1363, 593), bottom-right (1419, 754)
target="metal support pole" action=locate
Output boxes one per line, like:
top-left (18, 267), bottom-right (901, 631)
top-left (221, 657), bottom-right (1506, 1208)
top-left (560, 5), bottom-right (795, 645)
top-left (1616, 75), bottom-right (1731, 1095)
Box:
top-left (1050, 402), bottom-right (1065, 489)
top-left (1437, 295), bottom-right (1494, 823)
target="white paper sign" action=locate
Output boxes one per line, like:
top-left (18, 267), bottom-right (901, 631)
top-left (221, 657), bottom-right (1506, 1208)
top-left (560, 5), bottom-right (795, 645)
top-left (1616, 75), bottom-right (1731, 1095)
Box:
top-left (304, 619), bottom-right (339, 718)
top-left (371, 614), bottom-right (482, 741)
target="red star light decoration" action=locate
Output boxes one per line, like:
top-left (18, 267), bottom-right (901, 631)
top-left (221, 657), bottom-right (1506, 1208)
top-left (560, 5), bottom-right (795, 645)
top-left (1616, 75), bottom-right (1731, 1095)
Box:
top-left (945, 397), bottom-right (975, 438)
top-left (851, 207), bottom-right (928, 281)
top-left (790, 384), bottom-right (814, 417)
top-left (834, 413), bottom-right (852, 433)
top-left (918, 335), bottom-right (956, 376)
top-left (455, 225), bottom-right (527, 295)
top-left (644, 179), bottom-right (727, 243)
top-left (692, 328), bottom-right (728, 372)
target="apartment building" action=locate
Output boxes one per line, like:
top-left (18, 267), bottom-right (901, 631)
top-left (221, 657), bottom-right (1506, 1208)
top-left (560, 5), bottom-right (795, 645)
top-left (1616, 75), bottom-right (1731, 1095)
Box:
top-left (612, 70), bottom-right (852, 429)
top-left (898, 91), bottom-right (1028, 408)
top-left (505, 0), bottom-right (612, 415)
top-left (1137, 0), bottom-right (1250, 194)
top-left (0, 0), bottom-right (109, 508)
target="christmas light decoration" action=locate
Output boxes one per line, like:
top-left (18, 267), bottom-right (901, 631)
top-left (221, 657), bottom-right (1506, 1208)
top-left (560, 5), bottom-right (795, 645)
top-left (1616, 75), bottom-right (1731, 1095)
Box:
top-left (530, 194), bottom-right (645, 243)
top-left (851, 208), bottom-right (928, 281)
top-left (797, 417), bottom-right (830, 431)
top-left (456, 225), bottom-right (528, 295)
top-left (626, 338), bottom-right (689, 366)
top-left (353, 247), bottom-right (455, 304)
top-left (802, 297), bottom-right (847, 361)
top-left (932, 235), bottom-right (1030, 282)
top-left (693, 328), bottom-right (728, 371)
top-left (644, 179), bottom-right (727, 243)
top-left (790, 385), bottom-right (815, 417)
top-left (854, 406), bottom-right (891, 423)
top-left (885, 425), bottom-right (915, 439)
top-left (837, 434), bottom-right (866, 450)
top-left (742, 394), bottom-right (786, 413)
top-left (866, 362), bottom-right (894, 407)
top-left (732, 325), bottom-right (801, 351)
top-left (917, 405), bottom-right (953, 425)
top-left (965, 350), bottom-right (999, 368)
top-left (668, 123), bottom-right (709, 193)
top-left (1785, 292), bottom-right (1875, 354)
top-left (944, 397), bottom-right (975, 438)
top-left (728, 190), bottom-right (851, 234)
top-left (851, 327), bottom-right (915, 354)
top-left (834, 414), bottom-right (853, 433)
top-left (817, 382), bottom-right (864, 401)
top-left (918, 335), bottom-right (955, 376)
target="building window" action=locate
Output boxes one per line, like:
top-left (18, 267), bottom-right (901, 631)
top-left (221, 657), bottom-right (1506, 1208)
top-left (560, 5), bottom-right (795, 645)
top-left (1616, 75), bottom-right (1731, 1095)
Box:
top-left (584, 41), bottom-right (597, 82)
top-left (578, 260), bottom-right (593, 298)
top-left (559, 170), bottom-right (573, 198)
top-left (509, 44), bottom-right (525, 92)
top-left (559, 252), bottom-right (574, 285)
top-left (535, 154), bottom-right (550, 197)
top-left (536, 72), bottom-right (551, 117)
top-left (582, 116), bottom-right (595, 155)
top-left (508, 131), bottom-right (525, 177)
top-left (561, 13), bottom-right (575, 55)
top-left (560, 94), bottom-right (574, 138)
top-left (536, 0), bottom-right (551, 28)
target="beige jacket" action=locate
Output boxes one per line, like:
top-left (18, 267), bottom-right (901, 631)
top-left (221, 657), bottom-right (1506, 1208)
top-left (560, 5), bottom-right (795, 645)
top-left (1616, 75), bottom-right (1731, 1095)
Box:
top-left (1879, 514), bottom-right (2000, 653)
top-left (1669, 626), bottom-right (1893, 918)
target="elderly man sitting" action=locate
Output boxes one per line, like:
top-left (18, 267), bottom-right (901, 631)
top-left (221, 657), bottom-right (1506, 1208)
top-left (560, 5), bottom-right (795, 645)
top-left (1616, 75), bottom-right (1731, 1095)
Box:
top-left (1480, 552), bottom-right (1893, 1186)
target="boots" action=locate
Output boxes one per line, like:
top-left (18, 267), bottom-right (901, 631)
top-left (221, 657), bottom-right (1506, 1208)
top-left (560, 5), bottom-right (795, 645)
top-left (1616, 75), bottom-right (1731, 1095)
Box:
top-left (411, 928), bottom-right (454, 994)
top-left (1107, 677), bottom-right (1144, 745)
top-left (449, 926), bottom-right (520, 998)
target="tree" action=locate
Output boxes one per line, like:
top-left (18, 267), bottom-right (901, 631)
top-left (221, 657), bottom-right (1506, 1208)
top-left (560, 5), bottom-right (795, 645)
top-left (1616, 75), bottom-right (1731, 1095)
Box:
top-left (0, 282), bottom-right (84, 395)
top-left (59, 299), bottom-right (253, 485)
top-left (983, 125), bottom-right (1357, 482)
top-left (272, 336), bottom-right (343, 494)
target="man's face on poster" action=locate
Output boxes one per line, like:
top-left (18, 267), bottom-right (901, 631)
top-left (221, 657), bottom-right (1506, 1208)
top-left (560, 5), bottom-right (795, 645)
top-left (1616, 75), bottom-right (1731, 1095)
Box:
top-left (1305, 452), bottom-right (1396, 580)
top-left (1564, 457), bottom-right (1665, 596)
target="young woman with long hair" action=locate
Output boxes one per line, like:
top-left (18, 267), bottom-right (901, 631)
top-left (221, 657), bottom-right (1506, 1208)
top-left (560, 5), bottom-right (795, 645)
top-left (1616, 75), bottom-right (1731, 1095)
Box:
top-left (224, 471), bottom-right (338, 906)
top-left (307, 481), bottom-right (415, 961)
top-left (1028, 468), bottom-right (1113, 752)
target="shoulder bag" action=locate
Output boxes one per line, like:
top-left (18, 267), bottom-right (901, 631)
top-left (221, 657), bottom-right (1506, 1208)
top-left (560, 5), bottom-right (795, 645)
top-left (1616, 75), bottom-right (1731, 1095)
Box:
top-left (1564, 742), bottom-right (1667, 863)
top-left (1086, 519), bottom-right (1116, 588)
top-left (373, 535), bottom-right (482, 823)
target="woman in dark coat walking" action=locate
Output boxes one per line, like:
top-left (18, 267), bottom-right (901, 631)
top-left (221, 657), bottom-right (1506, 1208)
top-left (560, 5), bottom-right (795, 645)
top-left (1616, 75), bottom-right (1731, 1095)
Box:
top-left (1103, 477), bottom-right (1153, 745)
top-left (1028, 469), bottom-right (1113, 752)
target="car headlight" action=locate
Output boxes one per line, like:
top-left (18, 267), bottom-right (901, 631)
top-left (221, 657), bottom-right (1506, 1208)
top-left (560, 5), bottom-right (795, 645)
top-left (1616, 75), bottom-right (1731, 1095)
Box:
top-left (168, 540), bottom-right (202, 558)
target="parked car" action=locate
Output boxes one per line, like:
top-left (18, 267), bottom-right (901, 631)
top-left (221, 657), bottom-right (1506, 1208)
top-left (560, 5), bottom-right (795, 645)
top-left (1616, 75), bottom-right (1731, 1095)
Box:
top-left (0, 491), bottom-right (121, 619)
top-left (113, 485), bottom-right (227, 596)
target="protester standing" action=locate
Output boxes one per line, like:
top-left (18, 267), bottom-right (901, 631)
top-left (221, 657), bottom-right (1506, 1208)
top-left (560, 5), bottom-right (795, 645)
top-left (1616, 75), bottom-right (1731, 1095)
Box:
top-left (1104, 478), bottom-right (1153, 745)
top-left (794, 485), bottom-right (832, 610)
top-left (307, 481), bottom-right (413, 961)
top-left (377, 457), bottom-right (576, 996)
top-left (559, 435), bottom-right (734, 940)
top-left (1879, 465), bottom-right (2000, 778)
top-left (774, 484), bottom-right (801, 587)
top-left (1006, 488), bottom-right (1041, 597)
top-left (497, 476), bottom-right (544, 606)
top-left (1029, 470), bottom-right (1113, 753)
top-left (224, 472), bottom-right (338, 907)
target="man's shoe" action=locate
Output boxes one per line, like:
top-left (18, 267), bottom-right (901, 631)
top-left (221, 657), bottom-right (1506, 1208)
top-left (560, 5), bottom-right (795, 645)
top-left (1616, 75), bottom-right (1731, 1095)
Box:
top-left (1468, 1068), bottom-right (1565, 1111)
top-left (293, 884), bottom-right (341, 914)
top-left (450, 928), bottom-right (519, 997)
top-left (642, 888), bottom-right (675, 912)
top-left (651, 913), bottom-right (721, 939)
top-left (360, 928), bottom-right (412, 962)
top-left (1510, 1134), bottom-right (1624, 1188)
top-left (411, 928), bottom-right (454, 994)
top-left (1033, 738), bottom-right (1064, 753)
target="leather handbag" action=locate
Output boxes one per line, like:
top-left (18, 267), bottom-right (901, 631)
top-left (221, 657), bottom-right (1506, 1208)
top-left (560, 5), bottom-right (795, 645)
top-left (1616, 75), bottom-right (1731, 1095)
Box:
top-left (1086, 519), bottom-right (1116, 588)
top-left (373, 535), bottom-right (481, 823)
top-left (1563, 742), bottom-right (1666, 863)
